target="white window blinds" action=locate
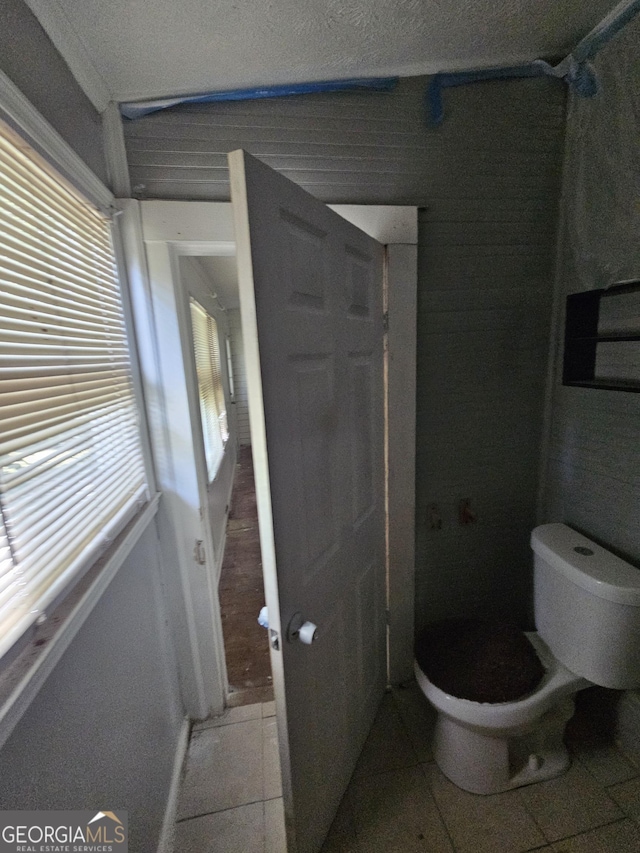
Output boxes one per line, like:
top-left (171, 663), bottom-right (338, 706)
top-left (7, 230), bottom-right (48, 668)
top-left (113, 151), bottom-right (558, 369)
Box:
top-left (190, 299), bottom-right (229, 481)
top-left (0, 121), bottom-right (148, 659)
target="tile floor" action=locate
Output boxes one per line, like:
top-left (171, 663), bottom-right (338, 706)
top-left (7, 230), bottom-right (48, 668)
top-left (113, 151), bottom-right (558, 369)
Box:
top-left (175, 700), bottom-right (285, 852)
top-left (174, 685), bottom-right (640, 852)
top-left (323, 684), bottom-right (640, 853)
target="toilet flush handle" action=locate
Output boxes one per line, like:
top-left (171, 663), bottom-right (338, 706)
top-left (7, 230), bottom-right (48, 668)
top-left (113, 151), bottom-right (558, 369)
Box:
top-left (287, 612), bottom-right (318, 645)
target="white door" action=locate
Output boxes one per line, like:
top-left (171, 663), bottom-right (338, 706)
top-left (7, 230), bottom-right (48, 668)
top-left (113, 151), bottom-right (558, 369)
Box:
top-left (229, 150), bottom-right (387, 853)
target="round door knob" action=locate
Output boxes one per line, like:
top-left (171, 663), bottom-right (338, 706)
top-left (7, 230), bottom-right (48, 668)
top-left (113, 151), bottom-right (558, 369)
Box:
top-left (298, 621), bottom-right (318, 645)
top-left (287, 612), bottom-right (319, 644)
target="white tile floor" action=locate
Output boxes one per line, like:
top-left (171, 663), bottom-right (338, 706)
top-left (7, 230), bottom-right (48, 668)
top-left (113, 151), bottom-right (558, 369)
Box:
top-left (322, 685), bottom-right (640, 853)
top-left (175, 701), bottom-right (285, 852)
top-left (174, 685), bottom-right (640, 853)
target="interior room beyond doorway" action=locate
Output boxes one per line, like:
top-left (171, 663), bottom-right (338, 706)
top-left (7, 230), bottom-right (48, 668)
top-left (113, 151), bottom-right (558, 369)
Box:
top-left (193, 255), bottom-right (273, 708)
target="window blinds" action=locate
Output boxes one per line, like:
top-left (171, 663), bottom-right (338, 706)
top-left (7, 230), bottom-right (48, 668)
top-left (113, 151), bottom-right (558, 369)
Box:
top-left (0, 122), bottom-right (148, 659)
top-left (190, 299), bottom-right (229, 481)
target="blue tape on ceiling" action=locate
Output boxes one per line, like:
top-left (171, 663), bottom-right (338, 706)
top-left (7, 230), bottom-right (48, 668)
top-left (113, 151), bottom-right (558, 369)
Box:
top-left (427, 0), bottom-right (640, 126)
top-left (120, 77), bottom-right (398, 120)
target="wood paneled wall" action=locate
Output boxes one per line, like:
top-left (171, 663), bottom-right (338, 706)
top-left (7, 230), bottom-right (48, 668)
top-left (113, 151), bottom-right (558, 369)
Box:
top-left (124, 75), bottom-right (566, 633)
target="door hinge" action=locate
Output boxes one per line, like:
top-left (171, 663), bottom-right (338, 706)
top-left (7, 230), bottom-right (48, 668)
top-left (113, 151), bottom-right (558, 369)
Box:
top-left (194, 539), bottom-right (206, 565)
top-left (383, 312), bottom-right (389, 333)
top-left (385, 608), bottom-right (391, 626)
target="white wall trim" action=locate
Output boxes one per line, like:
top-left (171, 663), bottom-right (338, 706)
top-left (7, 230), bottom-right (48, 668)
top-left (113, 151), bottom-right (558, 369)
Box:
top-left (142, 203), bottom-right (417, 254)
top-left (154, 241), bottom-right (236, 257)
top-left (111, 217), bottom-right (159, 496)
top-left (327, 205), bottom-right (418, 245)
top-left (103, 101), bottom-right (132, 197)
top-left (0, 495), bottom-right (160, 753)
top-left (156, 716), bottom-right (190, 853)
top-left (386, 244), bottom-right (418, 683)
top-left (142, 202), bottom-right (236, 244)
top-left (0, 67), bottom-right (112, 210)
top-left (22, 0), bottom-right (111, 112)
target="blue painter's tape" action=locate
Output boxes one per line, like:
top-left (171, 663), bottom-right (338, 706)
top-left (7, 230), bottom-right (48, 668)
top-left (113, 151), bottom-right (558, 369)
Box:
top-left (120, 77), bottom-right (398, 120)
top-left (426, 0), bottom-right (640, 126)
top-left (427, 65), bottom-right (548, 126)
top-left (572, 0), bottom-right (640, 61)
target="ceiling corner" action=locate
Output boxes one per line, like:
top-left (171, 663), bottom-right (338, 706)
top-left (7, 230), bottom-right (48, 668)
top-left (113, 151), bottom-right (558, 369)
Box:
top-left (23, 0), bottom-right (112, 112)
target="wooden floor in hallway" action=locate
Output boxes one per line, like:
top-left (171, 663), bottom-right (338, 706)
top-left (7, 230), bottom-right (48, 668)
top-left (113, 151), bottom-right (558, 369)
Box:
top-left (219, 445), bottom-right (274, 706)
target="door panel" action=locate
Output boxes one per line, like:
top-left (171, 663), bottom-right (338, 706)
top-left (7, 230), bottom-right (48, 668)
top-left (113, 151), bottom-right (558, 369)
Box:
top-left (229, 150), bottom-right (386, 853)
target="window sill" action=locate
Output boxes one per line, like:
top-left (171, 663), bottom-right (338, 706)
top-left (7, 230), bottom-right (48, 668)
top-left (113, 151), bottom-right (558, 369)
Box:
top-left (0, 492), bottom-right (161, 752)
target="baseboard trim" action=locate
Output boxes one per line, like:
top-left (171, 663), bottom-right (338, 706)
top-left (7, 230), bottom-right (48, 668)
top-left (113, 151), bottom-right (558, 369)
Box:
top-left (157, 717), bottom-right (190, 853)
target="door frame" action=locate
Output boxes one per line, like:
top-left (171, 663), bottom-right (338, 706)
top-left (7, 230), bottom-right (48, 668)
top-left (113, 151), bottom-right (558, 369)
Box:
top-left (118, 199), bottom-right (417, 719)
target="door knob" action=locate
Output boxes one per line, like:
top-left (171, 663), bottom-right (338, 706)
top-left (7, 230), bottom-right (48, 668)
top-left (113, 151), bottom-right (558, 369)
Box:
top-left (287, 612), bottom-right (318, 645)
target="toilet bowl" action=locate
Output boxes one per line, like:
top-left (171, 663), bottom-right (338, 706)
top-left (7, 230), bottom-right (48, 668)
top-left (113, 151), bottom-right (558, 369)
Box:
top-left (415, 523), bottom-right (640, 795)
top-left (415, 633), bottom-right (588, 794)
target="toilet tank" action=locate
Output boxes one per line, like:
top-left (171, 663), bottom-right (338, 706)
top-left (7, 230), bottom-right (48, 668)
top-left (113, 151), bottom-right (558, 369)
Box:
top-left (532, 523), bottom-right (640, 689)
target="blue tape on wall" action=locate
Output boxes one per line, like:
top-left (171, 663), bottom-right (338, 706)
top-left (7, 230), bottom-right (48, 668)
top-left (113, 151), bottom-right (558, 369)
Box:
top-left (426, 0), bottom-right (640, 125)
top-left (120, 77), bottom-right (398, 120)
top-left (426, 65), bottom-right (548, 127)
top-left (119, 0), bottom-right (639, 125)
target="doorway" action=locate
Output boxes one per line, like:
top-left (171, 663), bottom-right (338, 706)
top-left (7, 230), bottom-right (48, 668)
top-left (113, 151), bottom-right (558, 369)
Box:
top-left (184, 253), bottom-right (274, 708)
top-left (122, 193), bottom-right (417, 851)
top-left (125, 199), bottom-right (418, 724)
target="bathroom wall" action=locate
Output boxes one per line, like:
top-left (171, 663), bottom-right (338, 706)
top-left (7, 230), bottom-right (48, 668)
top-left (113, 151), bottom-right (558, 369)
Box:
top-left (0, 6), bottom-right (184, 848)
top-left (0, 0), bottom-right (108, 183)
top-left (540, 17), bottom-right (640, 755)
top-left (124, 76), bottom-right (566, 633)
top-left (0, 525), bottom-right (184, 853)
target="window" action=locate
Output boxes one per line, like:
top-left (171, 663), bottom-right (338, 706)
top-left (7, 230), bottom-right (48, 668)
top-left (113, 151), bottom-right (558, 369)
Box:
top-left (189, 299), bottom-right (229, 481)
top-left (0, 120), bottom-right (148, 659)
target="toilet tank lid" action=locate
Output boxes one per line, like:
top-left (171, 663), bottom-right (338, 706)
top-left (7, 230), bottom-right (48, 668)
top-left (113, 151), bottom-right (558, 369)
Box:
top-left (531, 524), bottom-right (640, 606)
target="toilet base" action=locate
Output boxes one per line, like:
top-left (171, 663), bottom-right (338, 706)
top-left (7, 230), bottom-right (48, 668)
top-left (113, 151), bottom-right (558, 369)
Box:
top-left (434, 697), bottom-right (575, 795)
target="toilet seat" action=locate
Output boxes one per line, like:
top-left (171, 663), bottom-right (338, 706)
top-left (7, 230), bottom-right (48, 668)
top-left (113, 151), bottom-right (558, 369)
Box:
top-left (414, 632), bottom-right (591, 793)
top-left (415, 632), bottom-right (589, 733)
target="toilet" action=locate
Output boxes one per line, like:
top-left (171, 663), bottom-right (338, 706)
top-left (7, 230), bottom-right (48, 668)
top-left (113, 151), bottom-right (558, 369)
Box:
top-left (415, 523), bottom-right (640, 795)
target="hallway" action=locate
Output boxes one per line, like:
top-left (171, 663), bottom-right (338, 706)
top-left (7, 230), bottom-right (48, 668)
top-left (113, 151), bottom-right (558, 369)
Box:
top-left (219, 446), bottom-right (274, 706)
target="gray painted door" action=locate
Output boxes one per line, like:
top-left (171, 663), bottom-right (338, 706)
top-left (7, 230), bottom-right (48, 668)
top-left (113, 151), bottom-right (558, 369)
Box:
top-left (229, 150), bottom-right (386, 853)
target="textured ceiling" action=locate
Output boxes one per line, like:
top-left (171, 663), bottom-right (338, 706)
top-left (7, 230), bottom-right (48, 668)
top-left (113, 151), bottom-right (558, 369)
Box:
top-left (28, 0), bottom-right (616, 106)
